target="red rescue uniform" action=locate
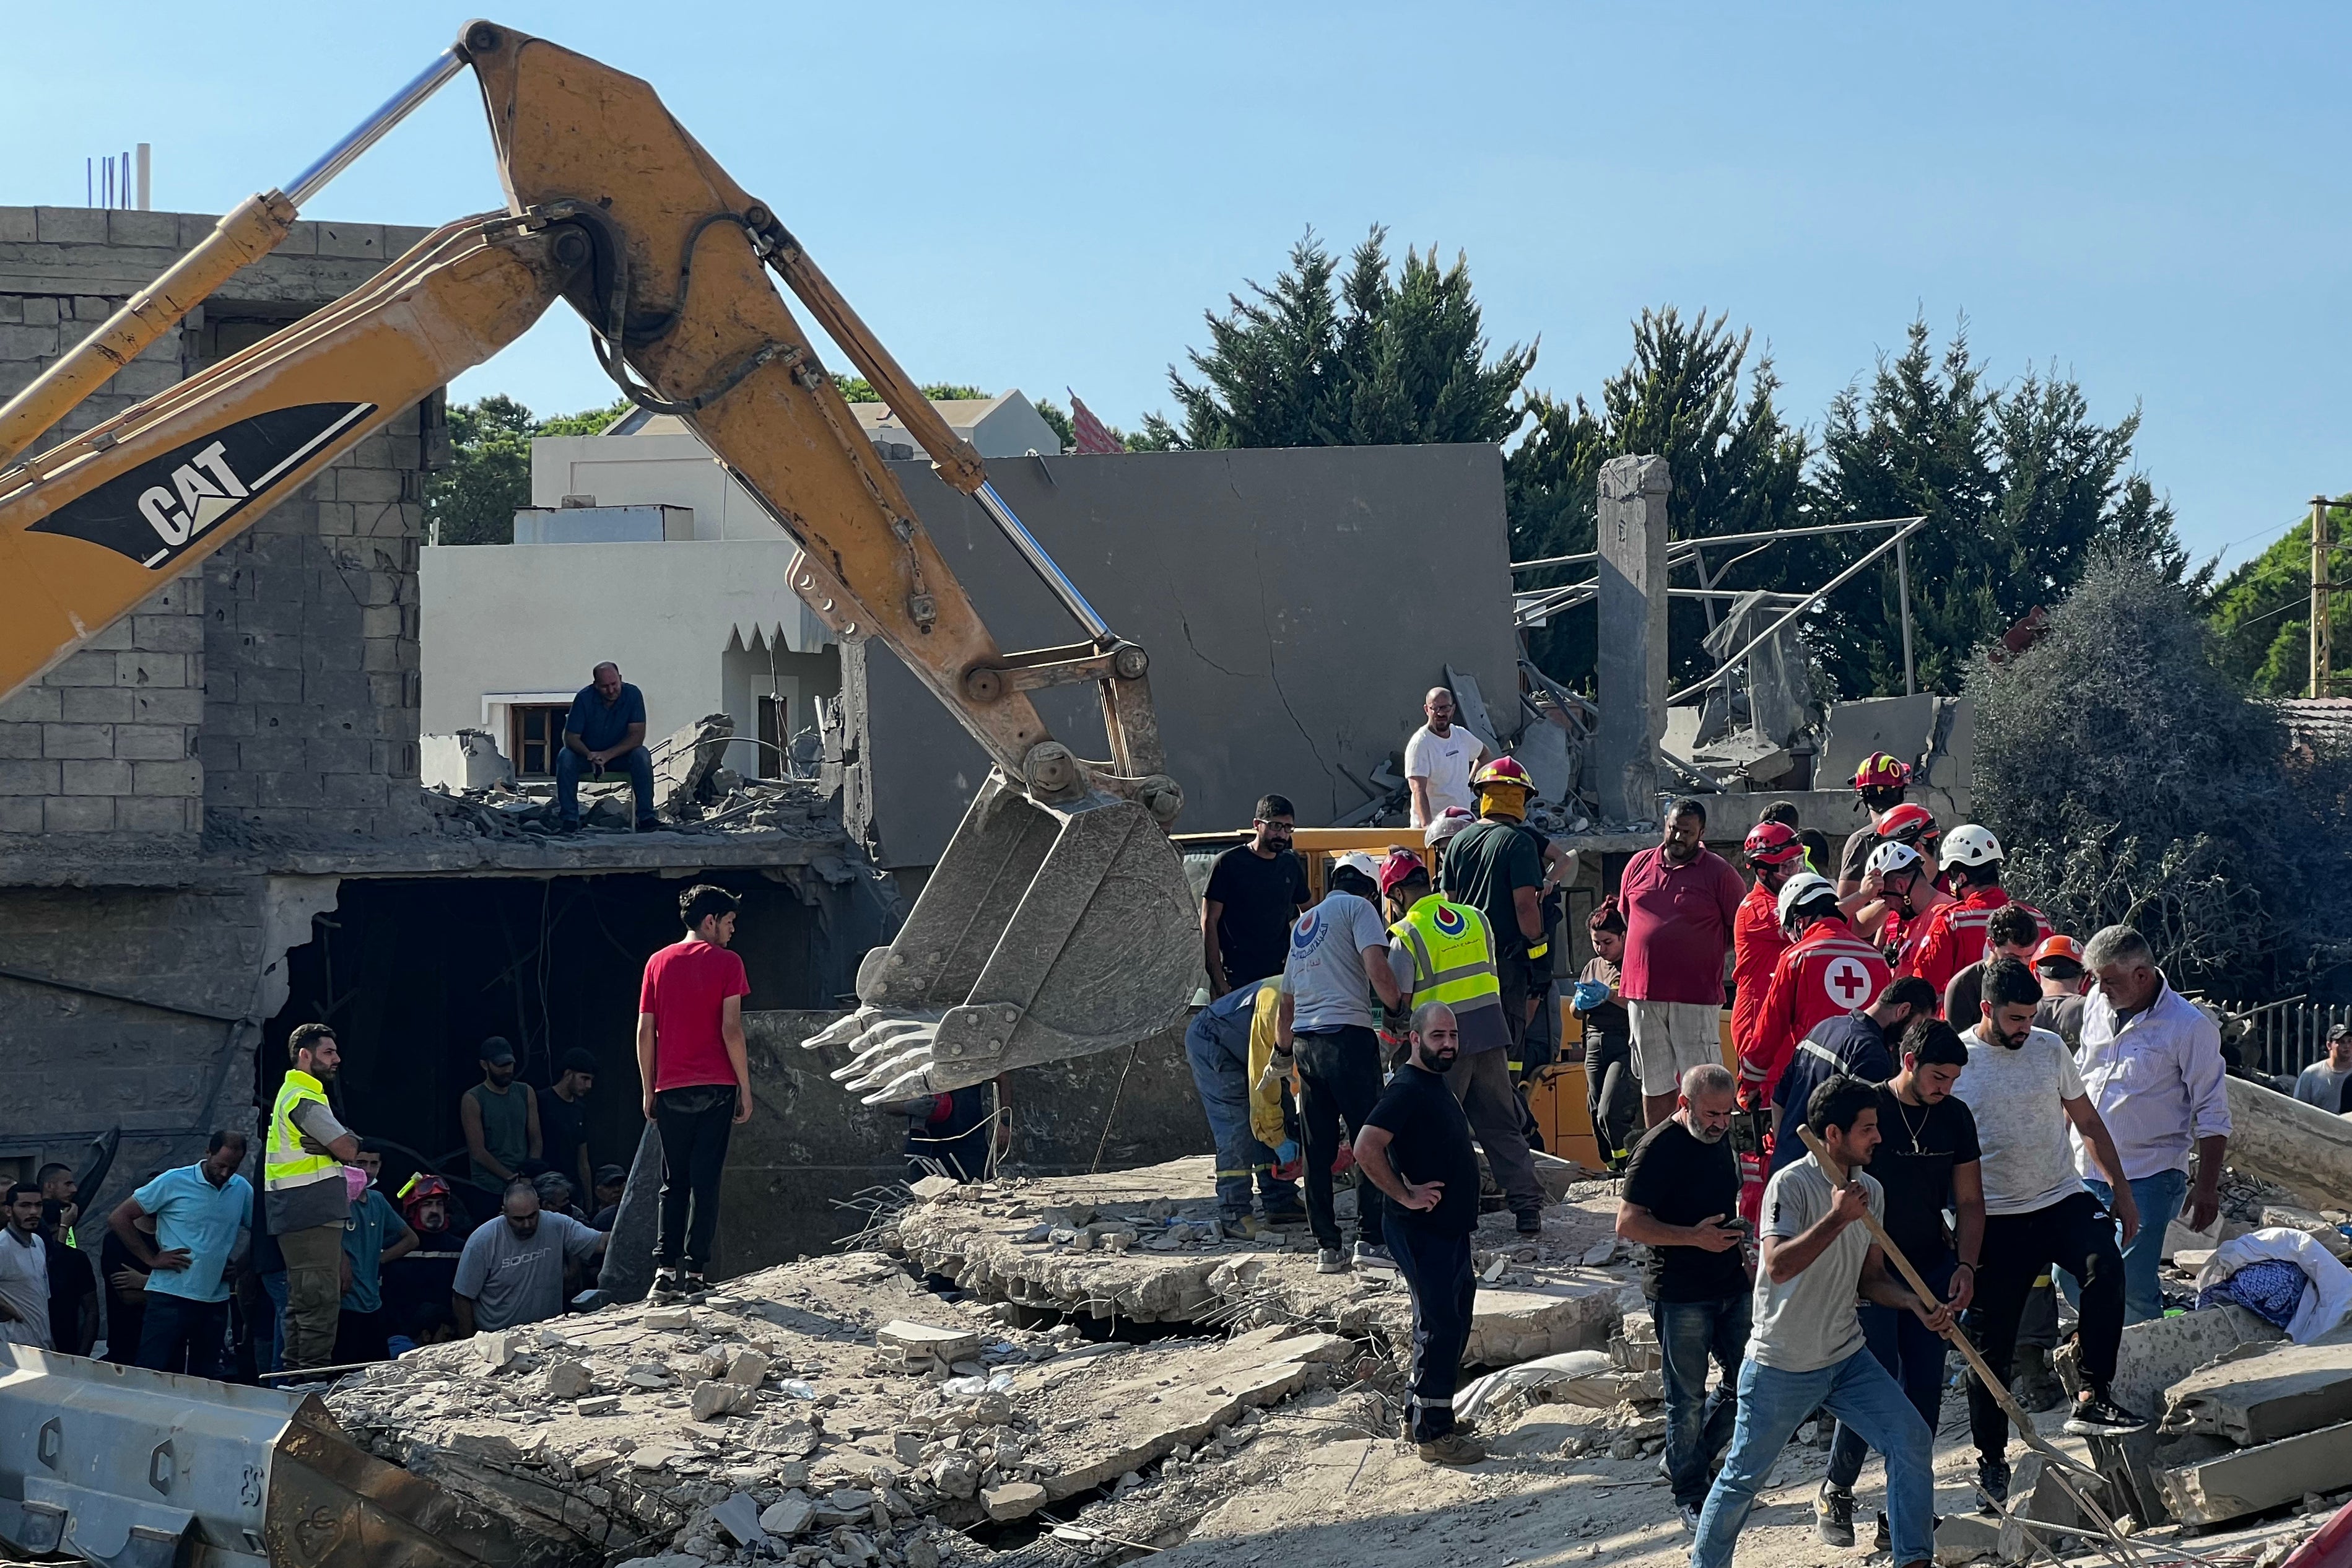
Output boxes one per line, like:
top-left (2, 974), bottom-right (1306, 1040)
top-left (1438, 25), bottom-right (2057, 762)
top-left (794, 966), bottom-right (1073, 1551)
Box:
top-left (1739, 917), bottom-right (1892, 1100)
top-left (1728, 880), bottom-right (1789, 1063)
top-left (1902, 886), bottom-right (2045, 1004)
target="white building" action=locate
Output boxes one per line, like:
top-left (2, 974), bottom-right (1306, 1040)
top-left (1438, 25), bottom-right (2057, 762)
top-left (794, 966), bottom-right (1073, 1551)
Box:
top-left (418, 391), bottom-right (1063, 783)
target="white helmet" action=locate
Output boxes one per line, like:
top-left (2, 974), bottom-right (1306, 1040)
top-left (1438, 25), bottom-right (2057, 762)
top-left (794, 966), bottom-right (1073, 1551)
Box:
top-left (1330, 852), bottom-right (1382, 889)
top-left (1865, 840), bottom-right (1923, 880)
top-left (1775, 872), bottom-right (1837, 934)
top-left (1938, 824), bottom-right (2005, 870)
top-left (1425, 806), bottom-right (1476, 848)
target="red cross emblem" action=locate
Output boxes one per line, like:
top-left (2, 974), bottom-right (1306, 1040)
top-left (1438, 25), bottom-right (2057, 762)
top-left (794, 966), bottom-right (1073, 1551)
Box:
top-left (1824, 956), bottom-right (1873, 1006)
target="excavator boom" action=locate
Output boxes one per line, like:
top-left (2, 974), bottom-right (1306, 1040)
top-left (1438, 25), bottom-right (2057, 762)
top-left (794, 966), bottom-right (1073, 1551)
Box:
top-left (0, 22), bottom-right (1198, 1099)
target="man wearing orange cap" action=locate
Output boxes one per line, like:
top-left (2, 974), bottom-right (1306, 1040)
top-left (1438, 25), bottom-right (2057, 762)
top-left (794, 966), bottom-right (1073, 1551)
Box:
top-left (2032, 936), bottom-right (2091, 1048)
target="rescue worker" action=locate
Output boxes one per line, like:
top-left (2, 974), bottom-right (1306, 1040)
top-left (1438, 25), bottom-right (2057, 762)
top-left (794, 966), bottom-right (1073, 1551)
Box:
top-left (1380, 849), bottom-right (1546, 1234)
top-left (1903, 825), bottom-right (2045, 1003)
top-left (1849, 838), bottom-right (1953, 970)
top-left (1185, 977), bottom-right (1307, 1233)
top-left (1731, 821), bottom-right (1808, 1065)
top-left (1438, 757), bottom-right (1556, 1073)
top-left (1740, 874), bottom-right (1893, 1105)
top-left (1834, 754), bottom-right (1914, 897)
top-left (266, 1022), bottom-right (360, 1372)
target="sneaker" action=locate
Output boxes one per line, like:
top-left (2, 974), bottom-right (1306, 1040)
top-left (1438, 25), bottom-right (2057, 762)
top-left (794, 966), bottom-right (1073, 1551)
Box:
top-left (1316, 1248), bottom-right (1350, 1274)
top-left (2063, 1388), bottom-right (2148, 1436)
top-left (651, 1266), bottom-right (684, 1300)
top-left (1975, 1455), bottom-right (2010, 1515)
top-left (1872, 1512), bottom-right (1890, 1554)
top-left (1417, 1432), bottom-right (1487, 1466)
top-left (1678, 1503), bottom-right (1703, 1536)
top-left (1515, 1209), bottom-right (1544, 1235)
top-left (1814, 1481), bottom-right (1857, 1548)
top-left (681, 1270), bottom-right (710, 1296)
top-left (2011, 1345), bottom-right (2065, 1414)
top-left (1353, 1241), bottom-right (1395, 1268)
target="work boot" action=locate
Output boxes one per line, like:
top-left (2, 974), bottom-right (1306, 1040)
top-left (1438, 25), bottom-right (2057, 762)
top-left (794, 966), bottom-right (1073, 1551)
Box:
top-left (1316, 1247), bottom-right (1350, 1274)
top-left (1814, 1481), bottom-right (1857, 1548)
top-left (1417, 1432), bottom-right (1487, 1466)
top-left (1873, 1512), bottom-right (1891, 1553)
top-left (1975, 1454), bottom-right (2010, 1515)
top-left (2010, 1345), bottom-right (2063, 1413)
top-left (1515, 1209), bottom-right (1544, 1236)
top-left (2063, 1387), bottom-right (2148, 1436)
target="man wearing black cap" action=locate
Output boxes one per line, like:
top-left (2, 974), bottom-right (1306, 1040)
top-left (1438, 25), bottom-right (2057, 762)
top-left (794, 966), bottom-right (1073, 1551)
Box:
top-left (462, 1038), bottom-right (541, 1189)
top-left (538, 1048), bottom-right (599, 1208)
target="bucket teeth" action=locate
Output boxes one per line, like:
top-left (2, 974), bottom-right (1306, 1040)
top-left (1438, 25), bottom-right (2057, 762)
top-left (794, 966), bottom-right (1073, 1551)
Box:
top-left (805, 1006), bottom-right (951, 1103)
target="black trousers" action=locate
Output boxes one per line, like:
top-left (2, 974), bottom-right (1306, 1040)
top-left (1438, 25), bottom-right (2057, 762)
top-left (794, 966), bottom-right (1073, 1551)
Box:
top-left (1965, 1190), bottom-right (2125, 1460)
top-left (1584, 1031), bottom-right (1640, 1166)
top-left (137, 1294), bottom-right (230, 1380)
top-left (655, 1086), bottom-right (737, 1271)
top-left (1294, 1027), bottom-right (1387, 1250)
top-left (1384, 1214), bottom-right (1476, 1440)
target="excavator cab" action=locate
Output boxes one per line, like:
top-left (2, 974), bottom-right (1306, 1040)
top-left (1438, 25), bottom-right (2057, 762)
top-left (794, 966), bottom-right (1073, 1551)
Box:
top-left (0, 22), bottom-right (1199, 1101)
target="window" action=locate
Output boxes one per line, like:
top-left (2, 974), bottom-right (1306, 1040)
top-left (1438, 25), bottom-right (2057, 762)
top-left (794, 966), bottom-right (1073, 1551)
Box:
top-left (757, 694), bottom-right (788, 779)
top-left (511, 705), bottom-right (571, 777)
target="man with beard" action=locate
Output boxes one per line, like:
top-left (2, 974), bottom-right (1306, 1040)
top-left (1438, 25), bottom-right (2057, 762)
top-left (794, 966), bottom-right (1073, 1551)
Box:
top-left (1617, 1063), bottom-right (1751, 1533)
top-left (1814, 1020), bottom-right (1984, 1550)
top-left (1690, 1076), bottom-right (1946, 1568)
top-left (266, 1023), bottom-right (360, 1371)
top-left (462, 1038), bottom-right (542, 1190)
top-left (1352, 1003), bottom-right (1485, 1465)
top-left (1954, 957), bottom-right (2146, 1509)
top-left (452, 1178), bottom-right (606, 1335)
top-left (1201, 795), bottom-right (1310, 996)
top-left (1621, 799), bottom-right (1746, 1129)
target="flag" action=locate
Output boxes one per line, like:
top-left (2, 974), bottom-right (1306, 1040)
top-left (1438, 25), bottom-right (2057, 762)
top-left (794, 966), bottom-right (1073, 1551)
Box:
top-left (1067, 391), bottom-right (1123, 455)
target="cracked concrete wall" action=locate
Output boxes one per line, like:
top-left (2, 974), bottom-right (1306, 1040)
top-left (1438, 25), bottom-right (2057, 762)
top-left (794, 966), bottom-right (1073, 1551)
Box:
top-left (847, 445), bottom-right (1520, 868)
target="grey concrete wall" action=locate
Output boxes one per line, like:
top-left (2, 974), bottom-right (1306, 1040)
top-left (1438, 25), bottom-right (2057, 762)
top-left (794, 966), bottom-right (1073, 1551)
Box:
top-left (0, 206), bottom-right (438, 852)
top-left (849, 444), bottom-right (1521, 868)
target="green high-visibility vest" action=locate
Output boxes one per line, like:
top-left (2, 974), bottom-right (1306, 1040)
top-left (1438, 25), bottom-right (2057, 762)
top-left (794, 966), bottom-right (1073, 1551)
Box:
top-left (266, 1069), bottom-right (340, 1191)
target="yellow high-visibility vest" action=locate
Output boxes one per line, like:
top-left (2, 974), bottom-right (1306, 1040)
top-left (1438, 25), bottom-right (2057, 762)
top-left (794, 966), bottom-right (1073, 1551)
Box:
top-left (1389, 894), bottom-right (1505, 1017)
top-left (266, 1069), bottom-right (341, 1192)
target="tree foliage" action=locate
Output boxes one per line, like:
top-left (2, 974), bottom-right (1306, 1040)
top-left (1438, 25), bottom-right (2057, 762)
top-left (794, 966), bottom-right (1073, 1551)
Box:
top-left (1969, 551), bottom-right (2351, 996)
top-left (2205, 496), bottom-right (2352, 695)
top-left (1165, 227), bottom-right (1533, 450)
top-left (427, 395), bottom-right (629, 546)
top-left (1506, 308), bottom-right (1810, 689)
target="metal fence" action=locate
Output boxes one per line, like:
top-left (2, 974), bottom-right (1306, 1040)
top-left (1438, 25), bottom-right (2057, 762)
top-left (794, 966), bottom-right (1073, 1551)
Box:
top-left (2232, 999), bottom-right (2351, 1079)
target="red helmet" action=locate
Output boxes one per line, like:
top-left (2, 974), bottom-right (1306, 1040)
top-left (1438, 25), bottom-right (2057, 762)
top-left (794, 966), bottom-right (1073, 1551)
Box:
top-left (1378, 848), bottom-right (1429, 895)
top-left (1853, 752), bottom-right (1912, 793)
top-left (1471, 756), bottom-right (1531, 790)
top-left (1742, 821), bottom-right (1805, 866)
top-left (1877, 803), bottom-right (1939, 845)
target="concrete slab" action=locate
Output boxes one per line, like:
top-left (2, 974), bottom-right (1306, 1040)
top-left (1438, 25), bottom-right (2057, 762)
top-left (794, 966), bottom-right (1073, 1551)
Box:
top-left (2224, 1077), bottom-right (2352, 1211)
top-left (2163, 1341), bottom-right (2352, 1445)
top-left (2156, 1420), bottom-right (2352, 1526)
top-left (2057, 1304), bottom-right (2285, 1418)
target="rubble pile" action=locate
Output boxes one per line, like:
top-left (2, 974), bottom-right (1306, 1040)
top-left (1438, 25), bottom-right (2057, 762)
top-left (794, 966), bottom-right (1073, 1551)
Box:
top-left (420, 773), bottom-right (838, 841)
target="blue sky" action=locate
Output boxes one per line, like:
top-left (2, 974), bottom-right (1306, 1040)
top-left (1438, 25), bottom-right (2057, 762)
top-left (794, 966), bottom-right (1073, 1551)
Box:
top-left (8, 2), bottom-right (2345, 572)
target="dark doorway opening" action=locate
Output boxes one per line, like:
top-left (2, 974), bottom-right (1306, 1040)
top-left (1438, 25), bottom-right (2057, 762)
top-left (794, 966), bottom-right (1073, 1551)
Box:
top-left (258, 871), bottom-right (824, 1217)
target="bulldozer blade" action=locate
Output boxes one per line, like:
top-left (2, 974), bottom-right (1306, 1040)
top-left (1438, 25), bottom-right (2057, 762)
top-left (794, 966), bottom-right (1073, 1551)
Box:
top-left (808, 772), bottom-right (1196, 1099)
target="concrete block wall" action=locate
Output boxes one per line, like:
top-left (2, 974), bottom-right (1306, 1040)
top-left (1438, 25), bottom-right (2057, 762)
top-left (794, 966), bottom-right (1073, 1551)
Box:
top-left (0, 206), bottom-right (437, 850)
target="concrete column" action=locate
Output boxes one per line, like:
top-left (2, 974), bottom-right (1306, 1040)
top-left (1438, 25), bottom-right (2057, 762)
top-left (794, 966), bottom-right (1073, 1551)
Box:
top-left (1595, 455), bottom-right (1670, 824)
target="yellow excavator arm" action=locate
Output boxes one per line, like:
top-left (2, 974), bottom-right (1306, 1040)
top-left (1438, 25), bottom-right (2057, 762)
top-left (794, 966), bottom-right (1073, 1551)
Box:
top-left (0, 22), bottom-right (1198, 1099)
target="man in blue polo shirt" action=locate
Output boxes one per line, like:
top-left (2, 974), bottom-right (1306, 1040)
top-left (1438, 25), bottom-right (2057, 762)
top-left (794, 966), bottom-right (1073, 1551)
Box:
top-left (557, 661), bottom-right (656, 832)
top-left (108, 1131), bottom-right (252, 1379)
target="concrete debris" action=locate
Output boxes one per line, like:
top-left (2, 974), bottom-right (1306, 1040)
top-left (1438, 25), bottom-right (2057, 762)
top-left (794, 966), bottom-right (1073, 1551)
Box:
top-left (2223, 1077), bottom-right (2352, 1215)
top-left (2162, 1339), bottom-right (2352, 1445)
top-left (547, 1359), bottom-right (596, 1399)
top-left (757, 1495), bottom-right (814, 1535)
top-left (2158, 1420), bottom-right (2352, 1525)
top-left (876, 1322), bottom-right (983, 1371)
top-left (710, 1491), bottom-right (764, 1545)
top-left (653, 713), bottom-right (736, 816)
top-left (420, 767), bottom-right (838, 841)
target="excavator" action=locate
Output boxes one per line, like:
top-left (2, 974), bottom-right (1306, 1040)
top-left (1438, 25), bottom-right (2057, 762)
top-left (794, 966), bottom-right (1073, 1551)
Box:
top-left (0, 23), bottom-right (1198, 1107)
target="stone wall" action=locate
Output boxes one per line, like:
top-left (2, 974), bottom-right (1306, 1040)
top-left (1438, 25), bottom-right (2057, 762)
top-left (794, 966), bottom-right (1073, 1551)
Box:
top-left (0, 205), bottom-right (437, 850)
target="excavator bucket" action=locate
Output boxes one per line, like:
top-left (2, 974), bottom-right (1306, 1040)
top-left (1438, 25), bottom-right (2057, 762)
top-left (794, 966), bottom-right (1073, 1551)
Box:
top-left (810, 774), bottom-right (1198, 1100)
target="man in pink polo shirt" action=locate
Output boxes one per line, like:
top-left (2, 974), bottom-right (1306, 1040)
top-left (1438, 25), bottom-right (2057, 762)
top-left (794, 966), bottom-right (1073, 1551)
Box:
top-left (1621, 798), bottom-right (1746, 1130)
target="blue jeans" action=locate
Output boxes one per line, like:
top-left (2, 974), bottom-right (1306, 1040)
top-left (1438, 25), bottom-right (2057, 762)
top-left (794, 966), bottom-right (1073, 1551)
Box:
top-left (1183, 1006), bottom-right (1300, 1220)
top-left (1655, 1293), bottom-right (1752, 1510)
top-left (1829, 1258), bottom-right (1953, 1491)
top-left (139, 1294), bottom-right (231, 1380)
top-left (2062, 1169), bottom-right (2187, 1326)
top-left (1695, 1349), bottom-right (1935, 1568)
top-left (258, 1270), bottom-right (288, 1374)
top-left (555, 744), bottom-right (656, 827)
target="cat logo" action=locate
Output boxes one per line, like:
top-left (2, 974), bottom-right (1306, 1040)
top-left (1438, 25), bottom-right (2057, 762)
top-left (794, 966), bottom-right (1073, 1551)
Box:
top-left (30, 402), bottom-right (377, 569)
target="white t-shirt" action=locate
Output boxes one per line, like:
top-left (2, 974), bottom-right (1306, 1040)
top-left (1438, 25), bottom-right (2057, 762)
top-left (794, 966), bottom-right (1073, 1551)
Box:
top-left (1279, 892), bottom-right (1393, 1034)
top-left (1953, 1026), bottom-right (2087, 1215)
top-left (1405, 725), bottom-right (1483, 820)
top-left (0, 1227), bottom-right (51, 1348)
top-left (1754, 1157), bottom-right (1883, 1372)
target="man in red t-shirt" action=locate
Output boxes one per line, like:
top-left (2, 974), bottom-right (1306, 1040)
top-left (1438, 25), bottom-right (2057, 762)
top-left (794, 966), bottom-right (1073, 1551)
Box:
top-left (636, 884), bottom-right (753, 1296)
top-left (1619, 799), bottom-right (1747, 1130)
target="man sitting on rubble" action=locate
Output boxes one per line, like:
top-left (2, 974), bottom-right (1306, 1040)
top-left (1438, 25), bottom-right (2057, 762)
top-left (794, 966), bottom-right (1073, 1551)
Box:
top-left (1351, 1002), bottom-right (1486, 1466)
top-left (557, 661), bottom-right (657, 833)
top-left (452, 1177), bottom-right (606, 1336)
top-left (1689, 1076), bottom-right (1945, 1568)
top-left (1618, 1064), bottom-right (1751, 1532)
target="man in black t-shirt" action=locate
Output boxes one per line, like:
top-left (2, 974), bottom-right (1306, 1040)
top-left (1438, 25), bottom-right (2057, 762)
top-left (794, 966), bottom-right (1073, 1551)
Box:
top-left (1201, 795), bottom-right (1310, 994)
top-left (1812, 1017), bottom-right (1985, 1548)
top-left (1356, 1001), bottom-right (1485, 1466)
top-left (1616, 1063), bottom-right (1750, 1525)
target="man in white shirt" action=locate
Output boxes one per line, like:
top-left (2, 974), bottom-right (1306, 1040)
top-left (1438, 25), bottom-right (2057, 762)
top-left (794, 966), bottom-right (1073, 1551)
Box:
top-left (1405, 687), bottom-right (1488, 827)
top-left (1953, 956), bottom-right (2145, 1509)
top-left (2064, 924), bottom-right (2230, 1326)
top-left (0, 1184), bottom-right (52, 1348)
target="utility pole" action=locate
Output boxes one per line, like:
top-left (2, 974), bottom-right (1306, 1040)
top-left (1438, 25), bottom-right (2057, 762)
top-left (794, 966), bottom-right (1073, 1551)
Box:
top-left (2315, 496), bottom-right (2335, 700)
